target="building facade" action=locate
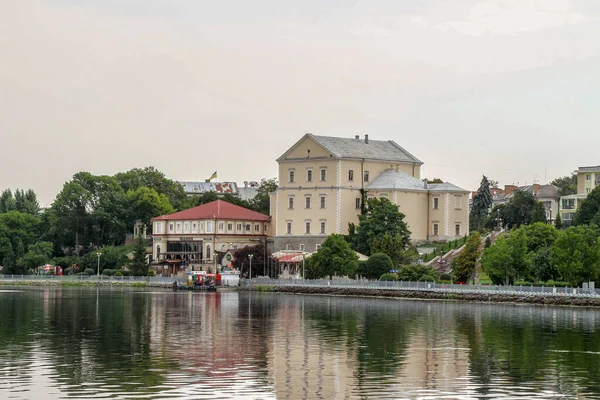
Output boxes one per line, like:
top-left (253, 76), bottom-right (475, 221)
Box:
top-left (270, 134), bottom-right (469, 252)
top-left (151, 200), bottom-right (270, 275)
top-left (558, 166), bottom-right (600, 226)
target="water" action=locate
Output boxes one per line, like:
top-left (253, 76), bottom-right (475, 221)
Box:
top-left (1, 287), bottom-right (600, 399)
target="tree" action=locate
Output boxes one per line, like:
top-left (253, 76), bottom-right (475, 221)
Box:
top-left (232, 244), bottom-right (268, 277)
top-left (470, 176), bottom-right (493, 232)
top-left (371, 233), bottom-right (405, 266)
top-left (114, 167), bottom-right (187, 210)
top-left (554, 213), bottom-right (563, 229)
top-left (351, 198), bottom-right (411, 257)
top-left (481, 236), bottom-right (514, 285)
top-left (451, 232), bottom-right (482, 283)
top-left (130, 235), bottom-right (150, 276)
top-left (503, 190), bottom-right (547, 228)
top-left (531, 247), bottom-right (556, 283)
top-left (18, 241), bottom-right (53, 272)
top-left (361, 253), bottom-right (393, 280)
top-left (126, 186), bottom-right (175, 229)
top-left (0, 189), bottom-right (39, 215)
top-left (551, 174), bottom-right (577, 196)
top-left (306, 234), bottom-right (358, 279)
top-left (573, 186), bottom-right (600, 226)
top-left (249, 178), bottom-right (278, 215)
top-left (0, 189), bottom-right (16, 214)
top-left (426, 178), bottom-right (444, 184)
top-left (0, 211), bottom-right (41, 274)
top-left (397, 264), bottom-right (439, 282)
top-left (551, 225), bottom-right (600, 286)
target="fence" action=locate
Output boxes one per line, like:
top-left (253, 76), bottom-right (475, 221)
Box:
top-left (0, 274), bottom-right (184, 284)
top-left (246, 278), bottom-right (600, 297)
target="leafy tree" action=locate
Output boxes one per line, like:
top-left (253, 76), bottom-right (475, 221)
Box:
top-left (130, 235), bottom-right (150, 276)
top-left (551, 174), bottom-right (577, 196)
top-left (249, 178), bottom-right (278, 215)
top-left (503, 190), bottom-right (547, 228)
top-left (232, 244), bottom-right (268, 277)
top-left (397, 264), bottom-right (439, 282)
top-left (531, 247), bottom-right (556, 283)
top-left (0, 189), bottom-right (39, 215)
top-left (0, 189), bottom-right (16, 213)
top-left (507, 228), bottom-right (531, 281)
top-left (551, 225), bottom-right (600, 286)
top-left (306, 234), bottom-right (358, 279)
top-left (426, 178), bottom-right (444, 184)
top-left (573, 186), bottom-right (600, 226)
top-left (452, 232), bottom-right (482, 283)
top-left (0, 211), bottom-right (41, 274)
top-left (126, 186), bottom-right (175, 229)
top-left (521, 222), bottom-right (558, 253)
top-left (554, 213), bottom-right (563, 229)
top-left (351, 198), bottom-right (411, 257)
top-left (18, 241), bottom-right (53, 272)
top-left (361, 253), bottom-right (393, 280)
top-left (470, 176), bottom-right (493, 232)
top-left (114, 167), bottom-right (187, 210)
top-left (371, 233), bottom-right (405, 266)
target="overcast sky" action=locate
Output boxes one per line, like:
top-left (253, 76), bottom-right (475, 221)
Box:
top-left (2, 0), bottom-right (600, 206)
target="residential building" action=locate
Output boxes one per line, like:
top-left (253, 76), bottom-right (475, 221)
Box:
top-left (151, 200), bottom-right (271, 275)
top-left (492, 183), bottom-right (560, 224)
top-left (270, 133), bottom-right (469, 252)
top-left (558, 166), bottom-right (600, 227)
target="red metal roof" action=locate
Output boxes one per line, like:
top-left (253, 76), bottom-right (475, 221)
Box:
top-left (152, 200), bottom-right (271, 222)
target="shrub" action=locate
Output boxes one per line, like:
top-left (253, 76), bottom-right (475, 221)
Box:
top-left (356, 260), bottom-right (368, 278)
top-left (379, 273), bottom-right (397, 281)
top-left (117, 269), bottom-right (131, 276)
top-left (419, 274), bottom-right (437, 282)
top-left (484, 236), bottom-right (492, 248)
top-left (147, 270), bottom-right (156, 277)
top-left (114, 271), bottom-right (123, 276)
top-left (102, 269), bottom-right (114, 276)
top-left (364, 253), bottom-right (394, 280)
top-left (398, 265), bottom-right (439, 282)
top-left (84, 268), bottom-right (95, 275)
top-left (439, 273), bottom-right (452, 282)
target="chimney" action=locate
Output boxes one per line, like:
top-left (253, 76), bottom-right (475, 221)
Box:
top-left (533, 184), bottom-right (541, 194)
top-left (504, 184), bottom-right (517, 196)
top-left (364, 134), bottom-right (369, 144)
top-left (355, 135), bottom-right (360, 140)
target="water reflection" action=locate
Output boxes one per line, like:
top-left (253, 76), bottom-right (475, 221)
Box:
top-left (0, 288), bottom-right (599, 399)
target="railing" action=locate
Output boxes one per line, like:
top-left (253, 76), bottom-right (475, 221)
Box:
top-left (0, 275), bottom-right (185, 283)
top-left (246, 278), bottom-right (600, 297)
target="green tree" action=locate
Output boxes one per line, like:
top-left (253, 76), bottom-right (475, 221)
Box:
top-left (507, 228), bottom-right (531, 281)
top-left (361, 253), bottom-right (393, 280)
top-left (551, 225), bottom-right (600, 286)
top-left (18, 241), bottom-right (53, 272)
top-left (554, 213), bottom-right (563, 229)
top-left (470, 176), bottom-right (493, 232)
top-left (503, 190), bottom-right (547, 228)
top-left (531, 247), bottom-right (556, 283)
top-left (371, 233), bottom-right (405, 266)
top-left (232, 244), bottom-right (269, 277)
top-left (115, 167), bottom-right (187, 210)
top-left (0, 211), bottom-right (41, 274)
top-left (351, 198), bottom-right (411, 256)
top-left (306, 234), bottom-right (359, 279)
top-left (452, 232), bottom-right (482, 283)
top-left (126, 186), bottom-right (175, 229)
top-left (397, 264), bottom-right (439, 281)
top-left (0, 189), bottom-right (16, 213)
top-left (521, 222), bottom-right (558, 253)
top-left (130, 235), bottom-right (150, 276)
top-left (551, 174), bottom-right (577, 196)
top-left (426, 178), bottom-right (444, 184)
top-left (573, 186), bottom-right (600, 226)
top-left (249, 178), bottom-right (278, 215)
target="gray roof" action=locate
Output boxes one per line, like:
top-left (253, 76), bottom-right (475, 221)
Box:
top-left (428, 182), bottom-right (469, 193)
top-left (367, 169), bottom-right (427, 191)
top-left (578, 166), bottom-right (600, 173)
top-left (279, 134), bottom-right (422, 164)
top-left (535, 184), bottom-right (559, 199)
top-left (179, 181), bottom-right (238, 195)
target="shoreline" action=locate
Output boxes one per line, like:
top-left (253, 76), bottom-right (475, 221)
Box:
top-left (240, 285), bottom-right (600, 308)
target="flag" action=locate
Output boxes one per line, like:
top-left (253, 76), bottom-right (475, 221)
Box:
top-left (209, 171), bottom-right (217, 181)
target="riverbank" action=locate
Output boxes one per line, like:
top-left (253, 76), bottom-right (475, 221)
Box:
top-left (240, 285), bottom-right (600, 308)
top-left (0, 279), bottom-right (174, 288)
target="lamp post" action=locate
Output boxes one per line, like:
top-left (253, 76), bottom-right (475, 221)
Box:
top-left (248, 254), bottom-right (253, 282)
top-left (96, 252), bottom-right (102, 279)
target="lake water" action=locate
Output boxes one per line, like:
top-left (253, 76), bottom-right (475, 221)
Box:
top-left (1, 287), bottom-right (600, 399)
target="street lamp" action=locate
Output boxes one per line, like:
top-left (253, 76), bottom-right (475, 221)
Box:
top-left (96, 252), bottom-right (102, 279)
top-left (248, 254), bottom-right (253, 281)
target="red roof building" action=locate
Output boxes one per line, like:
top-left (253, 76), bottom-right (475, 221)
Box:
top-left (151, 200), bottom-right (271, 276)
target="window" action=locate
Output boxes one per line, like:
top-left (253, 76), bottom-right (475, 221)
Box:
top-left (316, 244), bottom-right (321, 251)
top-left (176, 223), bottom-right (182, 233)
top-left (227, 223), bottom-right (233, 231)
top-left (305, 221), bottom-right (311, 234)
top-left (587, 188), bottom-right (591, 194)
top-left (237, 223), bottom-right (242, 231)
top-left (168, 223), bottom-right (174, 233)
top-left (199, 222), bottom-right (204, 232)
top-left (299, 244), bottom-right (305, 251)
top-left (356, 198), bottom-right (361, 209)
top-left (255, 224), bottom-right (260, 232)
top-left (218, 222), bottom-right (224, 231)
top-left (433, 223), bottom-right (439, 236)
top-left (286, 222), bottom-right (292, 234)
top-left (289, 170), bottom-right (295, 183)
top-left (320, 221), bottom-right (326, 234)
top-left (348, 170), bottom-right (354, 181)
top-left (364, 171), bottom-right (369, 182)
top-left (245, 224), bottom-right (251, 231)
top-left (455, 224), bottom-right (461, 236)
top-left (587, 174), bottom-right (591, 181)
top-left (320, 168), bottom-right (327, 181)
top-left (305, 196), bottom-right (311, 209)
top-left (192, 223), bottom-right (197, 233)
top-left (455, 196), bottom-right (462, 209)
top-left (184, 222), bottom-right (190, 233)
top-left (206, 221), bottom-right (213, 233)
top-left (320, 196), bottom-right (326, 208)
top-left (433, 197), bottom-right (439, 209)
top-left (288, 197), bottom-right (294, 209)
top-left (155, 223), bottom-right (162, 234)
top-left (206, 245), bottom-right (211, 259)
top-left (307, 169), bottom-right (313, 182)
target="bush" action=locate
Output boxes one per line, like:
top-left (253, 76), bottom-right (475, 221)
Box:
top-left (439, 273), bottom-right (452, 282)
top-left (484, 236), bottom-right (492, 248)
top-left (364, 253), bottom-right (394, 280)
top-left (419, 274), bottom-right (437, 282)
top-left (114, 271), bottom-right (123, 276)
top-left (102, 269), bottom-right (114, 276)
top-left (84, 268), bottom-right (95, 275)
top-left (76, 272), bottom-right (88, 276)
top-left (147, 270), bottom-right (156, 277)
top-left (397, 265), bottom-right (439, 282)
top-left (379, 273), bottom-right (398, 281)
top-left (356, 260), bottom-right (368, 278)
top-left (117, 269), bottom-right (131, 276)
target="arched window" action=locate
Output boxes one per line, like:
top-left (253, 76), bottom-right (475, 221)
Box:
top-left (156, 245), bottom-right (161, 259)
top-left (206, 245), bottom-right (211, 260)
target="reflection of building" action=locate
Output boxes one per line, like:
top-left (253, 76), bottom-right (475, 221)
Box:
top-left (151, 200), bottom-right (270, 275)
top-left (270, 134), bottom-right (470, 251)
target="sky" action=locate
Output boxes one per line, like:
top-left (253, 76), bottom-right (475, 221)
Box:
top-left (2, 0), bottom-right (600, 206)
